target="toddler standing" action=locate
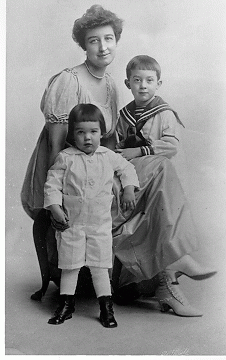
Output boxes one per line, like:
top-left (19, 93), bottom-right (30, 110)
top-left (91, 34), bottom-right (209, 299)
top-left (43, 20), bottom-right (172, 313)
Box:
top-left (44, 103), bottom-right (139, 327)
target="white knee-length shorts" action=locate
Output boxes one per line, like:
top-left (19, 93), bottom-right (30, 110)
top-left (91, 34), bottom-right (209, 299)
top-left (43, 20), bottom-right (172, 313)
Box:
top-left (56, 194), bottom-right (113, 269)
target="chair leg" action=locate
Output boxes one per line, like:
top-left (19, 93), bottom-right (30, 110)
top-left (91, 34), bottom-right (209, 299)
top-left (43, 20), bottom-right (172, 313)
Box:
top-left (111, 256), bottom-right (122, 293)
top-left (31, 209), bottom-right (51, 301)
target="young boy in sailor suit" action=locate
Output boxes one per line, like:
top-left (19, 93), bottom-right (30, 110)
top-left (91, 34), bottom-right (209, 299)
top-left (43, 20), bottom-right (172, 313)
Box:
top-left (44, 103), bottom-right (139, 327)
top-left (115, 55), bottom-right (185, 163)
top-left (112, 55), bottom-right (216, 315)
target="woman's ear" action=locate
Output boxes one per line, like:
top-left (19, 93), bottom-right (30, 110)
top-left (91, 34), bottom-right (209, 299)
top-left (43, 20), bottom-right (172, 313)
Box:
top-left (124, 79), bottom-right (131, 89)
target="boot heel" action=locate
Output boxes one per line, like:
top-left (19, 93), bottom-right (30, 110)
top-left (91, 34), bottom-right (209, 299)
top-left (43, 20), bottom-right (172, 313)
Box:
top-left (159, 302), bottom-right (170, 312)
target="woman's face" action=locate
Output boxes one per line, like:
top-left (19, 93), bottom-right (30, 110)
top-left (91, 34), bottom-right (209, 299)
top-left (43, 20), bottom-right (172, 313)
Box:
top-left (85, 25), bottom-right (117, 69)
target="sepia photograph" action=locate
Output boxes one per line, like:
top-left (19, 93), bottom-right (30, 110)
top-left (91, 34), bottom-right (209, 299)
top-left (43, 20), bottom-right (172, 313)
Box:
top-left (5, 0), bottom-right (226, 356)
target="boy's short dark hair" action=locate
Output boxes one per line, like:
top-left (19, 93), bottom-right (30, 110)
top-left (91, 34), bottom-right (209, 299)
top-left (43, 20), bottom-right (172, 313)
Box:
top-left (126, 55), bottom-right (161, 80)
top-left (67, 104), bottom-right (106, 145)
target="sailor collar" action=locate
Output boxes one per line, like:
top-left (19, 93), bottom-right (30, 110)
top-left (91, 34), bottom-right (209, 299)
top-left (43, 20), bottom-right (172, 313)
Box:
top-left (120, 96), bottom-right (184, 128)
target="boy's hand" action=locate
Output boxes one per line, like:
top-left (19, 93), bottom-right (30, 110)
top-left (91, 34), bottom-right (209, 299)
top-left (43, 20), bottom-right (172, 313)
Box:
top-left (121, 185), bottom-right (136, 212)
top-left (115, 148), bottom-right (142, 161)
top-left (47, 204), bottom-right (69, 232)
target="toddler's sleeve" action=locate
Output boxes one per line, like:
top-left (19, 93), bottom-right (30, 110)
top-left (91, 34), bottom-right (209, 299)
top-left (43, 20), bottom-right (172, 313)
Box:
top-left (40, 69), bottom-right (79, 124)
top-left (109, 151), bottom-right (139, 189)
top-left (44, 152), bottom-right (67, 207)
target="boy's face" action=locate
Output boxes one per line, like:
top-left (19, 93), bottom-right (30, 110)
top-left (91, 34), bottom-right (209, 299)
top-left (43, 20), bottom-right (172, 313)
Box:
top-left (73, 121), bottom-right (102, 155)
top-left (125, 69), bottom-right (162, 107)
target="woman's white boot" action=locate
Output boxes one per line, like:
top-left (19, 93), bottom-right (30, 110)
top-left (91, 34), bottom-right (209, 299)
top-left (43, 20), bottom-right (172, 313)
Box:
top-left (155, 270), bottom-right (203, 317)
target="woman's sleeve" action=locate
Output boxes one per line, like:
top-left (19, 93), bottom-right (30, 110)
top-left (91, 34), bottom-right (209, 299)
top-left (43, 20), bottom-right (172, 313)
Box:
top-left (41, 69), bottom-right (79, 123)
top-left (44, 152), bottom-right (67, 207)
top-left (141, 111), bottom-right (181, 159)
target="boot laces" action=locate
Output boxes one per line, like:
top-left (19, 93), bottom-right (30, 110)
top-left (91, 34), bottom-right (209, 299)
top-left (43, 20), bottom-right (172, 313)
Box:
top-left (161, 271), bottom-right (188, 305)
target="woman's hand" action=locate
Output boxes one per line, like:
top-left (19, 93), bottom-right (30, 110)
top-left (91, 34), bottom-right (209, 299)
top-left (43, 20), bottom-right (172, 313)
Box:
top-left (115, 148), bottom-right (142, 161)
top-left (121, 185), bottom-right (136, 212)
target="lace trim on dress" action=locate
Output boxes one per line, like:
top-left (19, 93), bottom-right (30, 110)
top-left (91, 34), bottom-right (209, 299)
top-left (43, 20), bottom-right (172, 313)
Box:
top-left (64, 67), bottom-right (77, 76)
top-left (104, 75), bottom-right (110, 107)
top-left (46, 114), bottom-right (68, 123)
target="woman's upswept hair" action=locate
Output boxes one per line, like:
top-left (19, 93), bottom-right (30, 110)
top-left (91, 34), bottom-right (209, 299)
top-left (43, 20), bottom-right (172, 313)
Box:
top-left (72, 5), bottom-right (123, 50)
top-left (67, 103), bottom-right (106, 145)
top-left (126, 55), bottom-right (161, 80)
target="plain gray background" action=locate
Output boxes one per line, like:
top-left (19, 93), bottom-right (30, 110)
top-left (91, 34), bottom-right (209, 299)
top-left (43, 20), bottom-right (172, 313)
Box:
top-left (5, 0), bottom-right (226, 356)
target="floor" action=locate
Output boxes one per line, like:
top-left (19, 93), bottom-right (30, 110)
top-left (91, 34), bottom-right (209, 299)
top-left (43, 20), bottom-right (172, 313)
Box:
top-left (5, 221), bottom-right (226, 355)
top-left (5, 178), bottom-right (226, 356)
